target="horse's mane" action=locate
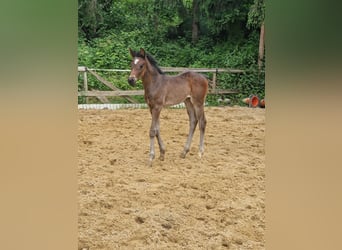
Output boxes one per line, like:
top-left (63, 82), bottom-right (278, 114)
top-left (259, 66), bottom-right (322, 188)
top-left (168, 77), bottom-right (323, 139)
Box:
top-left (132, 50), bottom-right (164, 75)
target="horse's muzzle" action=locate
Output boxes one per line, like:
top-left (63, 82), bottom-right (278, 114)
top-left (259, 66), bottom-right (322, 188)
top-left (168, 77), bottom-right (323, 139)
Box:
top-left (128, 77), bottom-right (136, 86)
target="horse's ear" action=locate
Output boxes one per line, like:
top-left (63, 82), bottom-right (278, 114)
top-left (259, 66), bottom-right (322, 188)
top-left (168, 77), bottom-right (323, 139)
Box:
top-left (140, 48), bottom-right (146, 58)
top-left (129, 48), bottom-right (134, 58)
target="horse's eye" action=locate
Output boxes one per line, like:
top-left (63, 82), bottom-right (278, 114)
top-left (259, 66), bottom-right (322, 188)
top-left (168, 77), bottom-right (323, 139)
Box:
top-left (139, 64), bottom-right (144, 69)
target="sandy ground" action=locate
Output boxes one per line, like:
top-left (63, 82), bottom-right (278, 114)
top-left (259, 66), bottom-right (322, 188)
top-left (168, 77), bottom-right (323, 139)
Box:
top-left (78, 106), bottom-right (265, 249)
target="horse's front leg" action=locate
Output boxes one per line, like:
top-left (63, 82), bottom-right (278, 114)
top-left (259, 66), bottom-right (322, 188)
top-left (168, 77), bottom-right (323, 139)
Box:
top-left (149, 106), bottom-right (165, 166)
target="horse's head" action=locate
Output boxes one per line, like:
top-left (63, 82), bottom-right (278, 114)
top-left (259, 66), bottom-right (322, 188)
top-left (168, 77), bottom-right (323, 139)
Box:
top-left (128, 48), bottom-right (147, 86)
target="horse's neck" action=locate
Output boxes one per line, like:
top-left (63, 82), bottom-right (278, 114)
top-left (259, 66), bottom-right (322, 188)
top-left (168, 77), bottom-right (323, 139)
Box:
top-left (142, 67), bottom-right (162, 90)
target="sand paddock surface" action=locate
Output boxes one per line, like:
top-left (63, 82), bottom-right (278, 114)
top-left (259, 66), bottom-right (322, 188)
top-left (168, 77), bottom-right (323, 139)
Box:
top-left (78, 106), bottom-right (265, 249)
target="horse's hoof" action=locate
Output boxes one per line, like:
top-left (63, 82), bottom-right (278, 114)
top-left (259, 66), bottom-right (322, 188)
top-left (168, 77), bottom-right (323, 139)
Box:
top-left (198, 151), bottom-right (203, 159)
top-left (148, 156), bottom-right (154, 167)
top-left (180, 152), bottom-right (186, 158)
top-left (159, 155), bottom-right (165, 161)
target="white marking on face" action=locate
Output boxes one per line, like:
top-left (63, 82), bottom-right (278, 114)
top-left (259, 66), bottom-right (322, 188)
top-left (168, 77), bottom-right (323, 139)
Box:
top-left (134, 58), bottom-right (139, 65)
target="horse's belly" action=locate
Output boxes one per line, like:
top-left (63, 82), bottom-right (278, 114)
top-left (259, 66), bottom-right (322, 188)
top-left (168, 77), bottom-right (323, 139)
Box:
top-left (164, 93), bottom-right (189, 106)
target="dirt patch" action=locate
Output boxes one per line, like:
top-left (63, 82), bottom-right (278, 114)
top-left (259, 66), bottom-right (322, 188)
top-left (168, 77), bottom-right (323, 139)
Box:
top-left (78, 106), bottom-right (265, 249)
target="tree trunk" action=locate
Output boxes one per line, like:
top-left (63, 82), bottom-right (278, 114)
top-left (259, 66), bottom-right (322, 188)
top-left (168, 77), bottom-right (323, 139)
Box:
top-left (192, 0), bottom-right (199, 44)
top-left (154, 14), bottom-right (159, 32)
top-left (258, 22), bottom-right (265, 71)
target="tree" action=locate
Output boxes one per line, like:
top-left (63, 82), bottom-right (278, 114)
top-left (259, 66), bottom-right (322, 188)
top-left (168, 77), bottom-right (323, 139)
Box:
top-left (247, 0), bottom-right (265, 70)
top-left (78, 0), bottom-right (113, 40)
top-left (200, 0), bottom-right (253, 40)
top-left (191, 0), bottom-right (200, 43)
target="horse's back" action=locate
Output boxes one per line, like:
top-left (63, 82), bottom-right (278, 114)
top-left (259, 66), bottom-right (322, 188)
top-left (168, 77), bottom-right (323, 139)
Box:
top-left (179, 71), bottom-right (208, 84)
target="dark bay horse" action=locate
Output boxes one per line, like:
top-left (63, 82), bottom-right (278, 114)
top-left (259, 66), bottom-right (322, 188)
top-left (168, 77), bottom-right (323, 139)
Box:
top-left (128, 48), bottom-right (208, 166)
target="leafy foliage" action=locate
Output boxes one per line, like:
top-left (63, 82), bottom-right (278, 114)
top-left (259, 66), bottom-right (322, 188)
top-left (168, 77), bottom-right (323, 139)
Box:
top-left (78, 0), bottom-right (265, 105)
top-left (247, 0), bottom-right (265, 28)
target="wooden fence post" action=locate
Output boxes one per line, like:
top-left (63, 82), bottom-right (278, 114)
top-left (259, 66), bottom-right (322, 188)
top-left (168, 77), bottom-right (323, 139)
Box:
top-left (212, 70), bottom-right (217, 92)
top-left (78, 66), bottom-right (89, 103)
top-left (83, 69), bottom-right (88, 104)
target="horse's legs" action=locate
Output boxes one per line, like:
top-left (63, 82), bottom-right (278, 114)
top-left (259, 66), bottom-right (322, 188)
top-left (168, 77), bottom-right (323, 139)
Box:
top-left (181, 98), bottom-right (198, 158)
top-left (194, 104), bottom-right (207, 158)
top-left (156, 118), bottom-right (166, 161)
top-left (149, 106), bottom-right (165, 166)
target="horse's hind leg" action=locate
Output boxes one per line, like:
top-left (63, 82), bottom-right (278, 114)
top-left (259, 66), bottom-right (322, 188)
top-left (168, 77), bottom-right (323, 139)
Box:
top-left (181, 98), bottom-right (198, 158)
top-left (156, 118), bottom-right (165, 161)
top-left (194, 104), bottom-right (207, 158)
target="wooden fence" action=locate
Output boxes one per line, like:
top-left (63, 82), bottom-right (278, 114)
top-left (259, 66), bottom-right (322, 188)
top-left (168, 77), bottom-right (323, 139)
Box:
top-left (78, 66), bottom-right (242, 103)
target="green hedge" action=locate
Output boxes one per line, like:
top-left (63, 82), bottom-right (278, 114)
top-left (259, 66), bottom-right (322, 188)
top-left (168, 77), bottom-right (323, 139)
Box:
top-left (78, 32), bottom-right (264, 105)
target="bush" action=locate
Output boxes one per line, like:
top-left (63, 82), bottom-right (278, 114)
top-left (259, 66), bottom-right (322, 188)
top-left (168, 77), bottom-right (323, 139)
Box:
top-left (78, 29), bottom-right (264, 105)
